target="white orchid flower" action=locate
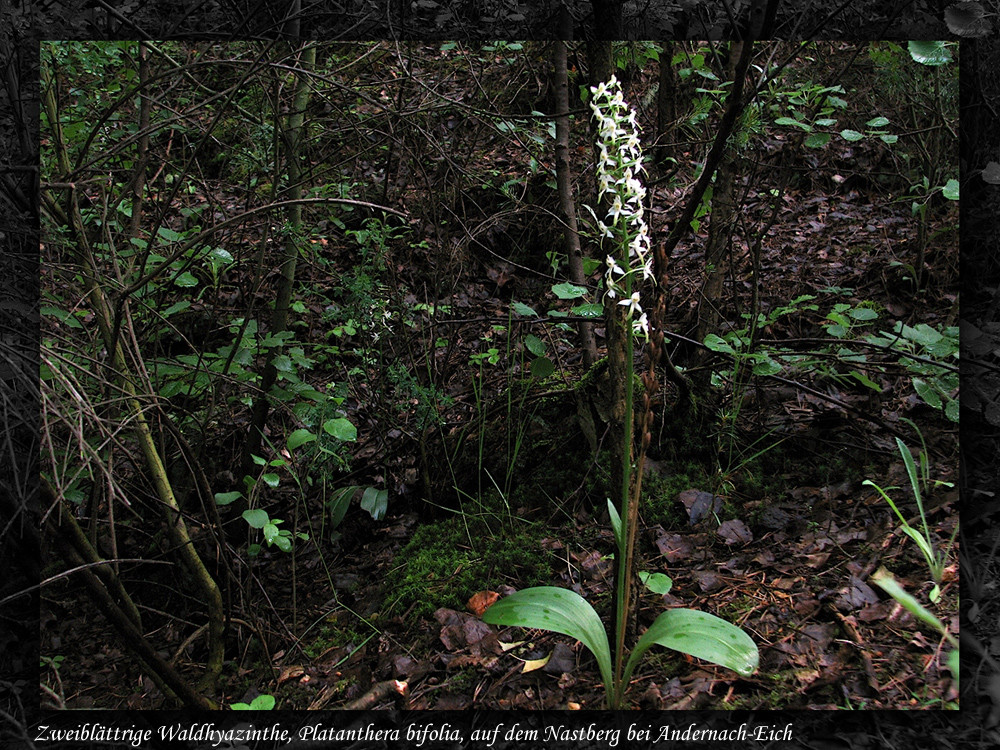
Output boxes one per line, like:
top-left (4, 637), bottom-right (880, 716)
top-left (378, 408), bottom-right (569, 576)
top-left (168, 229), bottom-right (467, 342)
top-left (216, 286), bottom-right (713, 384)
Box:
top-left (618, 291), bottom-right (642, 317)
top-left (632, 312), bottom-right (649, 337)
top-left (606, 254), bottom-right (625, 276)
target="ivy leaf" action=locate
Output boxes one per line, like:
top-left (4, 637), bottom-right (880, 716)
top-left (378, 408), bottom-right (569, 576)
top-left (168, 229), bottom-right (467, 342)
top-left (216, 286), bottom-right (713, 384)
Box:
top-left (752, 358), bottom-right (782, 376)
top-left (805, 133), bottom-right (831, 149)
top-left (848, 307), bottom-right (879, 321)
top-left (272, 355), bottom-right (294, 373)
top-left (942, 179), bottom-right (959, 200)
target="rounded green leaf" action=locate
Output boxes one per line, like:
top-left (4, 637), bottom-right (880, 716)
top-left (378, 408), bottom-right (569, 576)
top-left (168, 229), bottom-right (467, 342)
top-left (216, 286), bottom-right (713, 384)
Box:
top-left (524, 334), bottom-right (546, 357)
top-left (639, 571), bottom-right (673, 595)
top-left (849, 306), bottom-right (879, 320)
top-left (482, 587), bottom-right (613, 692)
top-left (512, 302), bottom-right (538, 317)
top-left (752, 357), bottom-right (782, 376)
top-left (912, 378), bottom-right (942, 409)
top-left (323, 417), bottom-right (357, 441)
top-left (866, 116), bottom-right (890, 128)
top-left (250, 694), bottom-right (275, 710)
top-left (287, 428), bottom-right (317, 451)
top-left (551, 282), bottom-right (588, 300)
top-left (530, 356), bottom-right (554, 379)
top-left (242, 509), bottom-right (269, 529)
top-left (942, 179), bottom-right (959, 201)
top-left (209, 247), bottom-right (234, 264)
top-left (839, 129), bottom-right (864, 142)
top-left (214, 491), bottom-right (243, 506)
top-left (624, 608), bottom-right (759, 683)
top-left (703, 333), bottom-right (734, 354)
top-left (174, 271), bottom-right (199, 287)
top-left (805, 133), bottom-right (831, 149)
top-left (946, 397), bottom-right (959, 422)
top-left (571, 303), bottom-right (603, 318)
top-left (908, 41), bottom-right (952, 66)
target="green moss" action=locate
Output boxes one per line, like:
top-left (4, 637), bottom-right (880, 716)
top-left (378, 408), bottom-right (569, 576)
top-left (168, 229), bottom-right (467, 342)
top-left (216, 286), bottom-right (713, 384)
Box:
top-left (640, 463), bottom-right (704, 528)
top-left (303, 621), bottom-right (366, 660)
top-left (390, 515), bottom-right (551, 620)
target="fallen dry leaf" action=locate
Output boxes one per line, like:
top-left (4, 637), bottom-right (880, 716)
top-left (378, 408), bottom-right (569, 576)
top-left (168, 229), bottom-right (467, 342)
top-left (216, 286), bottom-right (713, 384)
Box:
top-left (277, 665), bottom-right (305, 685)
top-left (468, 590), bottom-right (500, 617)
top-left (521, 652), bottom-right (551, 673)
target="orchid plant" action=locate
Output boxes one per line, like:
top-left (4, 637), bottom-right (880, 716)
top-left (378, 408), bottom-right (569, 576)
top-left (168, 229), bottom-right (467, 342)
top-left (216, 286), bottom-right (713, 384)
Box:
top-left (484, 76), bottom-right (758, 708)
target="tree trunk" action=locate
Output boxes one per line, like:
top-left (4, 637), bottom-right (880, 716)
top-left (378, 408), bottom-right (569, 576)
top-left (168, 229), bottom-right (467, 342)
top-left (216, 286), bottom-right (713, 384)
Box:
top-left (554, 8), bottom-right (598, 368)
top-left (655, 43), bottom-right (677, 166)
top-left (243, 43), bottom-right (317, 476)
top-left (694, 42), bottom-right (744, 358)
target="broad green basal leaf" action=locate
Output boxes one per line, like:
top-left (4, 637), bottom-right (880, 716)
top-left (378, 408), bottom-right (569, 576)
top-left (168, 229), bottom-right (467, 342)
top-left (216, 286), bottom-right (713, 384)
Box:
top-left (482, 587), bottom-right (613, 692)
top-left (623, 608), bottom-right (758, 684)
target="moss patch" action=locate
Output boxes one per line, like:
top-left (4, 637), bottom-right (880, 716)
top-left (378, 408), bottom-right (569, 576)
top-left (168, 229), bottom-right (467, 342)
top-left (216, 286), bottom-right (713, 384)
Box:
top-left (390, 515), bottom-right (551, 620)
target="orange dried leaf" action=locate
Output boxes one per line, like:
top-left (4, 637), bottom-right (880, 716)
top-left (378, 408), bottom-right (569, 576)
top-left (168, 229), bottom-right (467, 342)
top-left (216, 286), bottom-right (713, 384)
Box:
top-left (468, 590), bottom-right (500, 617)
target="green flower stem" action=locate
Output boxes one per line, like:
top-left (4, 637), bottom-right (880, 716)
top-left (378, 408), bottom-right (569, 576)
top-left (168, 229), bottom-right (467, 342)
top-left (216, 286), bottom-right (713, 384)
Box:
top-left (612, 241), bottom-right (635, 709)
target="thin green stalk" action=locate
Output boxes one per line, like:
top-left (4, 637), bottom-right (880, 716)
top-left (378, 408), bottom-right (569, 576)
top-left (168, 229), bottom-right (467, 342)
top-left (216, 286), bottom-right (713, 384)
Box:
top-left (612, 258), bottom-right (635, 708)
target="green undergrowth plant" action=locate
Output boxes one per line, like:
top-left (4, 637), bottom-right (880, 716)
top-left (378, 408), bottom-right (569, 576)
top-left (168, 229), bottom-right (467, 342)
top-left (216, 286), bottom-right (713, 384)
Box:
top-left (482, 76), bottom-right (758, 709)
top-left (870, 567), bottom-right (959, 694)
top-left (863, 436), bottom-right (957, 602)
top-left (704, 288), bottom-right (958, 423)
top-left (443, 310), bottom-right (555, 535)
top-left (230, 693), bottom-right (275, 710)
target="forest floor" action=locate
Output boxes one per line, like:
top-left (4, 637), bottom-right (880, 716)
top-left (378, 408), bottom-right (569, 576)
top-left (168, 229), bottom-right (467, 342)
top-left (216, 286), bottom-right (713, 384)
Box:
top-left (41, 162), bottom-right (962, 711)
